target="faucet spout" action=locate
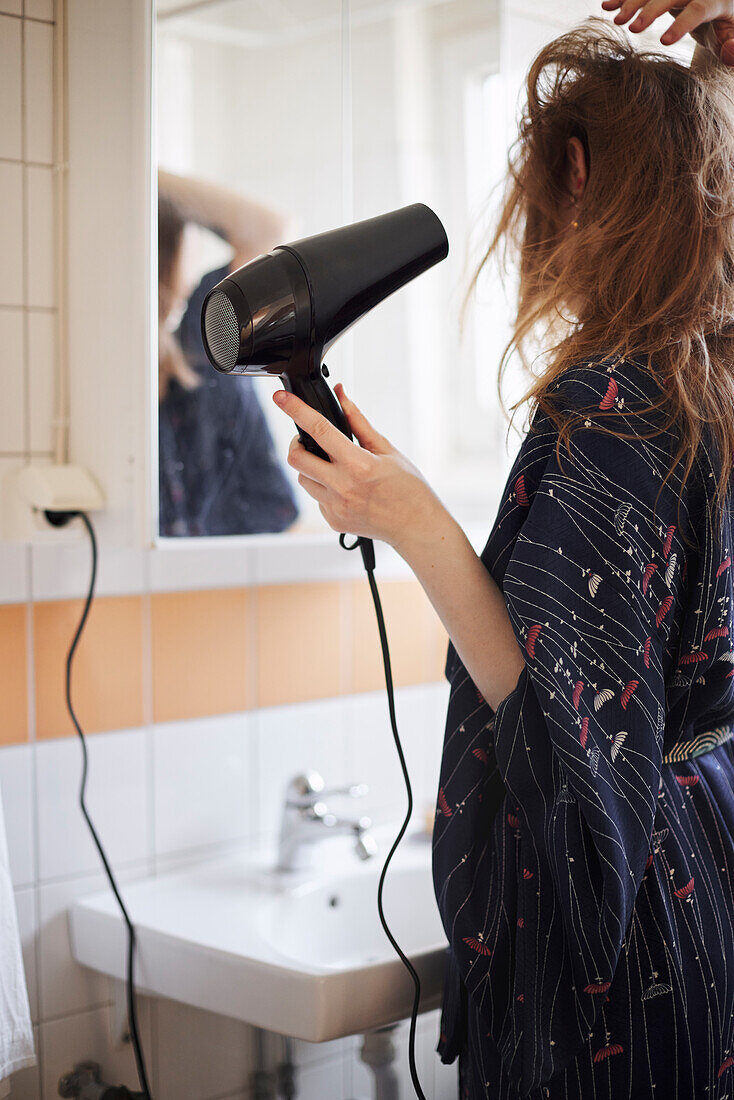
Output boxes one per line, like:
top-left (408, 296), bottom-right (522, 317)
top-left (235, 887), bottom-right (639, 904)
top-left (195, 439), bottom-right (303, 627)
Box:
top-left (276, 772), bottom-right (378, 871)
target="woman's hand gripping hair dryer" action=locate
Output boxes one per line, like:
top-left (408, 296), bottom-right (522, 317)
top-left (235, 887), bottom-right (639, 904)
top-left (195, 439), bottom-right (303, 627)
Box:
top-left (200, 203), bottom-right (448, 459)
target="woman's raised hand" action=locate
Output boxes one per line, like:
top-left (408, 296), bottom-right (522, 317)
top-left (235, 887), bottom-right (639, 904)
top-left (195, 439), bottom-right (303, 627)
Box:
top-left (272, 382), bottom-right (443, 552)
top-left (601, 0), bottom-right (734, 62)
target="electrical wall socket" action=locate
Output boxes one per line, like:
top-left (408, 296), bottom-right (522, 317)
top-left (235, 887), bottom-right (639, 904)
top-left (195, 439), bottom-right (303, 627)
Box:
top-left (2, 464), bottom-right (104, 541)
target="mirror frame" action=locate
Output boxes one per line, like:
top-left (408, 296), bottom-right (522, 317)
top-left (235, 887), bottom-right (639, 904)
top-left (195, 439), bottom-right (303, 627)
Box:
top-left (143, 0), bottom-right (496, 588)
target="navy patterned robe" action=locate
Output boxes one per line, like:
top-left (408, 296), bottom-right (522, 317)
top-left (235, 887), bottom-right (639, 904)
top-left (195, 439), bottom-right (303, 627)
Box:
top-left (432, 355), bottom-right (734, 1098)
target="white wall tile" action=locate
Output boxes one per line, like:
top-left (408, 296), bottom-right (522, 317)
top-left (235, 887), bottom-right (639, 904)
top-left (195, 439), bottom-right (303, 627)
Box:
top-left (36, 863), bottom-right (149, 1025)
top-left (153, 999), bottom-right (255, 1100)
top-left (7, 1025), bottom-right (40, 1100)
top-left (27, 307), bottom-right (54, 455)
top-left (0, 14), bottom-right (22, 158)
top-left (36, 729), bottom-right (151, 881)
top-left (0, 531), bottom-right (29, 601)
top-left (343, 685), bottom-right (438, 831)
top-left (14, 887), bottom-right (38, 1023)
top-left (0, 308), bottom-right (27, 453)
top-left (0, 163), bottom-right (24, 306)
top-left (0, 743), bottom-right (36, 887)
top-left (148, 541), bottom-right (255, 592)
top-left (0, 1), bottom-right (21, 16)
top-left (23, 20), bottom-right (53, 165)
top-left (294, 1055), bottom-right (346, 1100)
top-left (255, 696), bottom-right (352, 841)
top-left (37, 872), bottom-right (112, 1021)
top-left (25, 167), bottom-right (54, 309)
top-left (30, 540), bottom-right (146, 600)
top-left (24, 0), bottom-right (53, 19)
top-left (40, 1002), bottom-right (152, 1100)
top-left (152, 713), bottom-right (253, 859)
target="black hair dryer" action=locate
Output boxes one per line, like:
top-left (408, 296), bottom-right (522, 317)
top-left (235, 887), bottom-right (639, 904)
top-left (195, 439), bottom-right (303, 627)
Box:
top-left (200, 203), bottom-right (449, 461)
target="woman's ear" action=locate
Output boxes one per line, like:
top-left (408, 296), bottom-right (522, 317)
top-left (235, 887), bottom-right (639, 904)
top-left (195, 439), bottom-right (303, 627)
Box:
top-left (564, 136), bottom-right (588, 199)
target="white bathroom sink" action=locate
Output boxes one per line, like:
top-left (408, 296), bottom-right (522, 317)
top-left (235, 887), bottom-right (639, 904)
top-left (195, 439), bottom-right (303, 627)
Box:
top-left (69, 825), bottom-right (448, 1041)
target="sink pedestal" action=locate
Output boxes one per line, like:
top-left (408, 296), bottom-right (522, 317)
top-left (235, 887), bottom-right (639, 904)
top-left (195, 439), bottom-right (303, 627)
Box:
top-left (359, 1027), bottom-right (400, 1100)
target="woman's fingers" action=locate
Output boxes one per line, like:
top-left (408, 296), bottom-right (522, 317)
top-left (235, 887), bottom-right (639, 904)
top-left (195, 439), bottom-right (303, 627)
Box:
top-left (660, 0), bottom-right (721, 41)
top-left (297, 471), bottom-right (330, 503)
top-left (628, 0), bottom-right (681, 31)
top-left (273, 389), bottom-right (355, 463)
top-left (286, 434), bottom-right (345, 490)
top-left (611, 0), bottom-right (646, 23)
top-left (334, 383), bottom-right (392, 455)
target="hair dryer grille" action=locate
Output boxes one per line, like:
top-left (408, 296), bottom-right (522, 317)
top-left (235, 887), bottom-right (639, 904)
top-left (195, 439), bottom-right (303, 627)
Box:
top-left (202, 290), bottom-right (240, 372)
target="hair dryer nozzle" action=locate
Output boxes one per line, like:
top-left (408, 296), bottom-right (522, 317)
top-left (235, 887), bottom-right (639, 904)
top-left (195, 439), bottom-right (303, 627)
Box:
top-left (200, 203), bottom-right (448, 457)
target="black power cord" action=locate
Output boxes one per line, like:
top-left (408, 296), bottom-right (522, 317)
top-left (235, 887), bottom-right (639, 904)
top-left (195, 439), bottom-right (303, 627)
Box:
top-left (340, 533), bottom-right (429, 1100)
top-left (47, 508), bottom-right (424, 1100)
top-left (44, 510), bottom-right (153, 1100)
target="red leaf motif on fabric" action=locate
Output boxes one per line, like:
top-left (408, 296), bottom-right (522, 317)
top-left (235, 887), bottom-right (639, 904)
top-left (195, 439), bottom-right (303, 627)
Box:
top-left (526, 624), bottom-right (542, 658)
top-left (522, 868), bottom-right (533, 880)
top-left (599, 378), bottom-right (618, 410)
top-left (642, 567), bottom-right (660, 594)
top-left (517, 918), bottom-right (524, 928)
top-left (584, 981), bottom-right (611, 994)
top-left (704, 626), bottom-right (729, 642)
top-left (438, 788), bottom-right (452, 816)
top-left (516, 993), bottom-right (524, 1002)
top-left (594, 1043), bottom-right (624, 1063)
top-left (656, 595), bottom-right (673, 628)
top-left (642, 563), bottom-right (658, 594)
top-left (580, 717), bottom-right (589, 749)
top-left (645, 852), bottom-right (654, 871)
top-left (507, 813), bottom-right (520, 829)
top-left (620, 680), bottom-right (639, 709)
top-left (572, 681), bottom-right (584, 710)
top-left (515, 474), bottom-right (529, 507)
top-left (717, 556), bottom-right (731, 578)
top-left (663, 525), bottom-right (676, 558)
top-left (463, 936), bottom-right (491, 956)
top-left (472, 747), bottom-right (488, 764)
top-left (718, 1056), bottom-right (734, 1079)
top-left (676, 774), bottom-right (699, 787)
top-left (643, 636), bottom-right (651, 668)
top-left (674, 877), bottom-right (694, 899)
top-left (475, 686), bottom-right (485, 704)
top-left (679, 651), bottom-right (708, 665)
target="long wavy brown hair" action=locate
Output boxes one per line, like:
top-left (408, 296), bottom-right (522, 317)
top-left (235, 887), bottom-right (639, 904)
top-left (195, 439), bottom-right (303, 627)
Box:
top-left (468, 18), bottom-right (734, 549)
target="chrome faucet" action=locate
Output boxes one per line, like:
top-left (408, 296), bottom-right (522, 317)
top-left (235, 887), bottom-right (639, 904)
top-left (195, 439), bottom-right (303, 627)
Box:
top-left (276, 771), bottom-right (378, 871)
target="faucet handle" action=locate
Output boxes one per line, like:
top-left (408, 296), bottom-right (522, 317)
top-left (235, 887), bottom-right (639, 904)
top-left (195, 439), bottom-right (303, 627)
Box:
top-left (321, 783), bottom-right (368, 800)
top-left (284, 772), bottom-right (368, 808)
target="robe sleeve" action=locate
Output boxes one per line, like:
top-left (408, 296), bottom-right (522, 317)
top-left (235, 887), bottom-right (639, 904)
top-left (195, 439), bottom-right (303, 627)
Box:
top-left (432, 367), bottom-right (688, 1096)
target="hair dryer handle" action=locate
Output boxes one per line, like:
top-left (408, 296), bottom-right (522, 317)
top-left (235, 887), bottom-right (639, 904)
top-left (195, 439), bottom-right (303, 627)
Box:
top-left (283, 368), bottom-right (352, 461)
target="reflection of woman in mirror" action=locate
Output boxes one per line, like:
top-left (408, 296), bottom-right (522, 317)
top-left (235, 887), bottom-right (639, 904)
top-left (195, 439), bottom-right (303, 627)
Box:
top-left (273, 8), bottom-right (734, 1097)
top-left (157, 169), bottom-right (299, 536)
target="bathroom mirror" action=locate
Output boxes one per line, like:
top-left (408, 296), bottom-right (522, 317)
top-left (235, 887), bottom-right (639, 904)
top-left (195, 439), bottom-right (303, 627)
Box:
top-left (153, 0), bottom-right (597, 541)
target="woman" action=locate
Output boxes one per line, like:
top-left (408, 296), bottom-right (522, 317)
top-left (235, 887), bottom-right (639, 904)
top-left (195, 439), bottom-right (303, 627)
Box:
top-left (158, 170), bottom-right (299, 536)
top-left (275, 5), bottom-right (734, 1098)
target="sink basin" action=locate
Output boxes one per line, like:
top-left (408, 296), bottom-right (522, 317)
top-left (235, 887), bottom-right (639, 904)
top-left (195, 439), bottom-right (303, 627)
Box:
top-left (69, 825), bottom-right (448, 1041)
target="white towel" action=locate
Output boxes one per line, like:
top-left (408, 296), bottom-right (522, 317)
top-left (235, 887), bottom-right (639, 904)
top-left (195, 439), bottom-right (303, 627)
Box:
top-left (0, 784), bottom-right (34, 1088)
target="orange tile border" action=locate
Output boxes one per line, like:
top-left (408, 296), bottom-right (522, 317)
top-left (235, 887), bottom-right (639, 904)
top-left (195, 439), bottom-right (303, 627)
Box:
top-left (151, 588), bottom-right (250, 723)
top-left (351, 577), bottom-right (447, 693)
top-left (0, 604), bottom-right (28, 745)
top-left (255, 582), bottom-right (344, 707)
top-left (0, 572), bottom-right (451, 746)
top-left (34, 596), bottom-right (144, 739)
